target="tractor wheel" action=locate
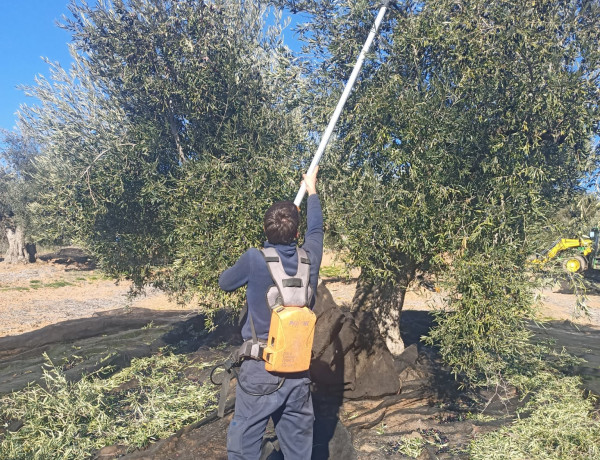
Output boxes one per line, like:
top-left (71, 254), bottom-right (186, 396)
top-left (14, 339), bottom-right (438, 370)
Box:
top-left (563, 255), bottom-right (588, 274)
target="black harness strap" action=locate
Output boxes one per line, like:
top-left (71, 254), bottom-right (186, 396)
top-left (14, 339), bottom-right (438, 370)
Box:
top-left (210, 356), bottom-right (238, 417)
top-left (282, 278), bottom-right (303, 287)
top-left (216, 365), bottom-right (234, 417)
top-left (211, 343), bottom-right (284, 417)
top-left (211, 310), bottom-right (279, 417)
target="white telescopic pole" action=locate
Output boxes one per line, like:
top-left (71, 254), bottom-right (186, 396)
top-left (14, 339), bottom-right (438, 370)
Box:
top-left (294, 1), bottom-right (391, 207)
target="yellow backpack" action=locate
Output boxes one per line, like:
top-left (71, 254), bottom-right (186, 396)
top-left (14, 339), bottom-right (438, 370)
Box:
top-left (213, 247), bottom-right (317, 417)
top-left (260, 247), bottom-right (316, 373)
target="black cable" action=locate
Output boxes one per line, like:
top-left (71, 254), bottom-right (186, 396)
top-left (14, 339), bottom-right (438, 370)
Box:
top-left (232, 366), bottom-right (286, 397)
top-left (210, 358), bottom-right (285, 396)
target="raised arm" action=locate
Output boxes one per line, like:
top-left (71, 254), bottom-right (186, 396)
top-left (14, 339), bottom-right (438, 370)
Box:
top-left (301, 168), bottom-right (323, 261)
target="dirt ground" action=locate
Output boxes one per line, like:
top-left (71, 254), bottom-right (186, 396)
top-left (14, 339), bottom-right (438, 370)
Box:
top-left (2, 250), bottom-right (600, 459)
top-left (1, 250), bottom-right (600, 337)
top-left (0, 261), bottom-right (184, 337)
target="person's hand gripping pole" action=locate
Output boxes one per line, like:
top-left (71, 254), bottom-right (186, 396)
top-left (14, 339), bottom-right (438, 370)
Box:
top-left (302, 166), bottom-right (319, 197)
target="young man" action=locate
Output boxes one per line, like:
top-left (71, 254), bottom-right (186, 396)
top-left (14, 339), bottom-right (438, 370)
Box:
top-left (218, 167), bottom-right (322, 460)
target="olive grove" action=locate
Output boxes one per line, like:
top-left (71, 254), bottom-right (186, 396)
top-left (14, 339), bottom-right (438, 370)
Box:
top-left (19, 0), bottom-right (308, 307)
top-left (16, 0), bottom-right (600, 387)
top-left (0, 131), bottom-right (39, 263)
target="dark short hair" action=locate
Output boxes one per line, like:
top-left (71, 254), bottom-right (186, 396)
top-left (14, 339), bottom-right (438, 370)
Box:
top-left (264, 201), bottom-right (299, 245)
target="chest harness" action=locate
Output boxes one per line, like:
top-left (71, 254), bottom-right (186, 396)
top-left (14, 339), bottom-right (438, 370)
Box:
top-left (212, 247), bottom-right (317, 417)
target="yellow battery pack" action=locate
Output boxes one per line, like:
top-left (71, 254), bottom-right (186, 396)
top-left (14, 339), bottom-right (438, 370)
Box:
top-left (263, 306), bottom-right (316, 373)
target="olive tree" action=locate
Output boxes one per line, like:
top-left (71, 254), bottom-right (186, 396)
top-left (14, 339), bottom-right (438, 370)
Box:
top-left (0, 130), bottom-right (38, 263)
top-left (282, 0), bottom-right (599, 383)
top-left (21, 0), bottom-right (308, 308)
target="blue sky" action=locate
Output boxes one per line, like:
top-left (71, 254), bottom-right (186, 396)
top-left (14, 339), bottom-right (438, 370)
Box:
top-left (0, 1), bottom-right (74, 132)
top-left (0, 1), bottom-right (307, 134)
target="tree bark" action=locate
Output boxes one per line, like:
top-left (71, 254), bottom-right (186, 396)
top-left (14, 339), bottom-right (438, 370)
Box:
top-left (25, 242), bottom-right (37, 263)
top-left (352, 255), bottom-right (416, 357)
top-left (4, 225), bottom-right (35, 264)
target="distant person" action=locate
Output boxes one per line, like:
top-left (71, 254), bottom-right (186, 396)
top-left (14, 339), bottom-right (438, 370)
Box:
top-left (218, 167), bottom-right (323, 460)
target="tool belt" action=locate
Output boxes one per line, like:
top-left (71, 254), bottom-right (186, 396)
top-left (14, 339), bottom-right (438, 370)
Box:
top-left (211, 336), bottom-right (284, 417)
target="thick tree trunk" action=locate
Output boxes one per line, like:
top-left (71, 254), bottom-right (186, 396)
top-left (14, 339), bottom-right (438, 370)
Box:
top-left (352, 256), bottom-right (416, 357)
top-left (4, 226), bottom-right (35, 264)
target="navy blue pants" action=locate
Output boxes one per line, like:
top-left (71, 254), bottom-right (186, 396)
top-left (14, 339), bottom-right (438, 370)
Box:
top-left (227, 359), bottom-right (313, 460)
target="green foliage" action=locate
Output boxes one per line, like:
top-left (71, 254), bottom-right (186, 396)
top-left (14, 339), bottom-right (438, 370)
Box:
top-left (425, 253), bottom-right (537, 387)
top-left (0, 352), bottom-right (218, 459)
top-left (41, 280), bottom-right (75, 289)
top-left (18, 0), bottom-right (600, 387)
top-left (392, 437), bottom-right (427, 458)
top-left (0, 286), bottom-right (30, 292)
top-left (470, 372), bottom-right (600, 460)
top-left (319, 264), bottom-right (350, 278)
top-left (21, 0), bottom-right (307, 308)
top-left (538, 195), bottom-right (600, 243)
top-left (0, 130), bottom-right (39, 241)
top-left (284, 0), bottom-right (600, 383)
top-left (383, 429), bottom-right (452, 457)
top-left (26, 279), bottom-right (75, 290)
top-left (319, 254), bottom-right (353, 278)
top-left (316, 0), bottom-right (600, 274)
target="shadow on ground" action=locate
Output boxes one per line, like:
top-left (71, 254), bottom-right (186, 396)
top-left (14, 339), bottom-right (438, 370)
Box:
top-left (529, 319), bottom-right (600, 396)
top-left (37, 247), bottom-right (97, 270)
top-left (1, 299), bottom-right (599, 459)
